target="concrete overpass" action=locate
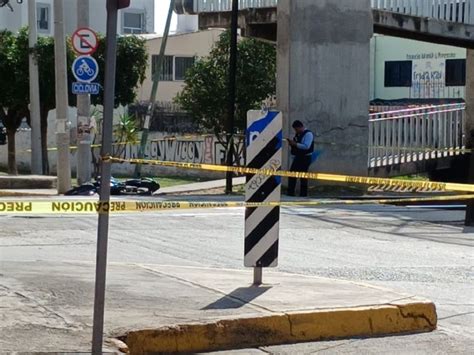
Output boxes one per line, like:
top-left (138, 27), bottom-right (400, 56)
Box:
top-left (175, 0), bottom-right (474, 47)
top-left (174, 0), bottom-right (474, 180)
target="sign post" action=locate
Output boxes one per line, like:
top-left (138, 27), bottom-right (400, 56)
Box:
top-left (90, 2), bottom-right (118, 352)
top-left (244, 110), bottom-right (283, 285)
top-left (91, 2), bottom-right (130, 351)
top-left (72, 26), bottom-right (99, 185)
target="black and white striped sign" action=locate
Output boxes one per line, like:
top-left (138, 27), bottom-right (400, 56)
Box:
top-left (245, 110), bottom-right (283, 268)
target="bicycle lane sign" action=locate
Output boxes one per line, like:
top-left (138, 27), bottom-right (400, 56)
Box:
top-left (72, 55), bottom-right (99, 83)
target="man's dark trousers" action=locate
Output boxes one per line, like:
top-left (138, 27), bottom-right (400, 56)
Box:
top-left (288, 155), bottom-right (312, 197)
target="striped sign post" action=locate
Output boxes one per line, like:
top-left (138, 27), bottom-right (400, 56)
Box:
top-left (245, 110), bottom-right (283, 285)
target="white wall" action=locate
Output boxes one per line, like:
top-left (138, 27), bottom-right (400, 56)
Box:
top-left (0, 110), bottom-right (241, 179)
top-left (0, 0), bottom-right (155, 35)
top-left (0, 105), bottom-right (79, 174)
top-left (369, 35), bottom-right (376, 100)
top-left (371, 35), bottom-right (467, 100)
top-left (89, 0), bottom-right (155, 35)
top-left (0, 0), bottom-right (28, 31)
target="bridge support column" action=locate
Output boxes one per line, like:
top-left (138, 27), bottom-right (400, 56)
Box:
top-left (277, 0), bottom-right (373, 177)
top-left (465, 49), bottom-right (474, 225)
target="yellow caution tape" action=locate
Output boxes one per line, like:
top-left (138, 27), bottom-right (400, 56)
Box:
top-left (1, 195), bottom-right (473, 214)
top-left (19, 141), bottom-right (140, 154)
top-left (19, 139), bottom-right (472, 154)
top-left (370, 146), bottom-right (472, 153)
top-left (107, 157), bottom-right (474, 193)
top-left (19, 134), bottom-right (247, 154)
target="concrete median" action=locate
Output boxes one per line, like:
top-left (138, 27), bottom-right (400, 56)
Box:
top-left (121, 266), bottom-right (436, 354)
top-left (124, 302), bottom-right (436, 354)
top-left (0, 261), bottom-right (436, 353)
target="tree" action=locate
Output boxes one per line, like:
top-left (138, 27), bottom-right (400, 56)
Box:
top-left (175, 31), bottom-right (276, 144)
top-left (32, 33), bottom-right (147, 174)
top-left (26, 29), bottom-right (77, 174)
top-left (0, 30), bottom-right (29, 175)
top-left (91, 35), bottom-right (146, 177)
top-left (0, 28), bottom-right (147, 175)
top-left (109, 35), bottom-right (148, 107)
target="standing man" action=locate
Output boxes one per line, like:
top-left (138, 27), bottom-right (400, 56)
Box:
top-left (287, 120), bottom-right (314, 197)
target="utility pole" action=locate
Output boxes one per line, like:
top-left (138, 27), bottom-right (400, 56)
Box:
top-left (225, 0), bottom-right (239, 194)
top-left (92, 1), bottom-right (129, 352)
top-left (28, 0), bottom-right (42, 174)
top-left (76, 0), bottom-right (92, 184)
top-left (54, 0), bottom-right (71, 193)
top-left (134, 0), bottom-right (175, 178)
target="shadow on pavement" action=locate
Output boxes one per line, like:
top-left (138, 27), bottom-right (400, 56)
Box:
top-left (202, 286), bottom-right (272, 310)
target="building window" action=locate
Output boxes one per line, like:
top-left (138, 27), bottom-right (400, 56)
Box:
top-left (175, 57), bottom-right (195, 81)
top-left (445, 59), bottom-right (466, 86)
top-left (36, 3), bottom-right (50, 33)
top-left (384, 60), bottom-right (412, 87)
top-left (151, 55), bottom-right (195, 81)
top-left (123, 12), bottom-right (146, 34)
top-left (152, 55), bottom-right (174, 81)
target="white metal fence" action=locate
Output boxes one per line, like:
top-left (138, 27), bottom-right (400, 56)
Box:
top-left (175, 0), bottom-right (474, 25)
top-left (368, 103), bottom-right (466, 168)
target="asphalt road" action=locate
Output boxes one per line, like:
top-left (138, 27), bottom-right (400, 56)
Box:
top-left (0, 199), bottom-right (473, 353)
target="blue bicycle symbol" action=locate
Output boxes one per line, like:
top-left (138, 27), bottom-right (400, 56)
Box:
top-left (72, 55), bottom-right (99, 83)
top-left (76, 60), bottom-right (95, 76)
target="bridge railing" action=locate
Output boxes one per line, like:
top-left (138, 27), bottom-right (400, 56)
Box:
top-left (368, 103), bottom-right (466, 168)
top-left (175, 0), bottom-right (474, 25)
top-left (371, 0), bottom-right (474, 25)
top-left (174, 0), bottom-right (278, 14)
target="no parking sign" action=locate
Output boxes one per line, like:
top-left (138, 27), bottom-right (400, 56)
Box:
top-left (72, 27), bottom-right (98, 55)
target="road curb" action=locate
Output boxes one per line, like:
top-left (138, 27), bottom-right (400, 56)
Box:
top-left (121, 301), bottom-right (437, 354)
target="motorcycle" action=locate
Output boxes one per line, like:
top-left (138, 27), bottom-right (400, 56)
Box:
top-left (65, 177), bottom-right (160, 196)
top-left (121, 177), bottom-right (160, 195)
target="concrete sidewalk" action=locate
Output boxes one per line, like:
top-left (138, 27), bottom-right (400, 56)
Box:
top-left (0, 188), bottom-right (58, 197)
top-left (0, 261), bottom-right (436, 353)
top-left (0, 175), bottom-right (58, 196)
top-left (0, 175), bottom-right (57, 189)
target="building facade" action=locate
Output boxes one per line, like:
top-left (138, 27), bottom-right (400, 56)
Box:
top-left (136, 28), bottom-right (224, 103)
top-left (370, 35), bottom-right (467, 101)
top-left (0, 0), bottom-right (155, 35)
top-left (137, 29), bottom-right (467, 105)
